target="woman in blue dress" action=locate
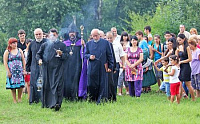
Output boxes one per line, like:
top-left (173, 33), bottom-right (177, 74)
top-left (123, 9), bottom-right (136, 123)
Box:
top-left (3, 38), bottom-right (26, 103)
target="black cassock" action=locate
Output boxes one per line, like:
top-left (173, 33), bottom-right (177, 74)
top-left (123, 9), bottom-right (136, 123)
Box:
top-left (26, 38), bottom-right (46, 104)
top-left (36, 41), bottom-right (68, 108)
top-left (85, 38), bottom-right (114, 104)
top-left (63, 39), bottom-right (83, 101)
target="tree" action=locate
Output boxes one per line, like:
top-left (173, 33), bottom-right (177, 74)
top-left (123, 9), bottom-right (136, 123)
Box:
top-left (0, 0), bottom-right (86, 38)
top-left (124, 0), bottom-right (200, 42)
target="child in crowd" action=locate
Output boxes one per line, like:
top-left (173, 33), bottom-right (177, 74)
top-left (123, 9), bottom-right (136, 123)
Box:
top-left (118, 42), bottom-right (130, 96)
top-left (167, 55), bottom-right (181, 104)
top-left (23, 39), bottom-right (32, 99)
top-left (154, 57), bottom-right (170, 100)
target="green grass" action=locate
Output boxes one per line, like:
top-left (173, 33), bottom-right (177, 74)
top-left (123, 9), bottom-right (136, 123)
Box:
top-left (0, 63), bottom-right (200, 124)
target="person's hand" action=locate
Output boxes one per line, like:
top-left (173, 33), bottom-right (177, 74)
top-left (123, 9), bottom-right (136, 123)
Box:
top-left (23, 70), bottom-right (27, 75)
top-left (90, 55), bottom-right (95, 60)
top-left (114, 71), bottom-right (116, 73)
top-left (130, 64), bottom-right (135, 69)
top-left (56, 50), bottom-right (63, 56)
top-left (123, 66), bottom-right (126, 70)
top-left (179, 61), bottom-right (183, 65)
top-left (154, 61), bottom-right (158, 65)
top-left (7, 71), bottom-right (12, 78)
top-left (145, 67), bottom-right (148, 72)
top-left (132, 68), bottom-right (136, 72)
top-left (39, 59), bottom-right (43, 65)
top-left (81, 39), bottom-right (85, 45)
top-left (107, 68), bottom-right (111, 72)
top-left (152, 48), bottom-right (156, 52)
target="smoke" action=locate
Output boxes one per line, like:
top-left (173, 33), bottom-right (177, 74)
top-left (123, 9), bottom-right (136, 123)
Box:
top-left (42, 34), bottom-right (56, 62)
top-left (59, 0), bottom-right (100, 41)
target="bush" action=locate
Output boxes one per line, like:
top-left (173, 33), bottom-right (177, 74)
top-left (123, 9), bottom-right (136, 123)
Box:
top-left (124, 0), bottom-right (200, 42)
top-left (0, 32), bottom-right (7, 62)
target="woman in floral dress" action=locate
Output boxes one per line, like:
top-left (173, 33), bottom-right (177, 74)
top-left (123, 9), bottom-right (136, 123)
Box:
top-left (125, 36), bottom-right (143, 97)
top-left (3, 38), bottom-right (26, 103)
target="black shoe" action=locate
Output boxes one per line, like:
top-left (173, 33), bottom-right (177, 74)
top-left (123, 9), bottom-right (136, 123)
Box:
top-left (55, 104), bottom-right (61, 111)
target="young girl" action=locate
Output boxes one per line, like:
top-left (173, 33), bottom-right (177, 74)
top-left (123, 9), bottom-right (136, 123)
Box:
top-left (168, 55), bottom-right (180, 104)
top-left (118, 31), bottom-right (130, 95)
top-left (23, 39), bottom-right (32, 99)
top-left (153, 35), bottom-right (163, 91)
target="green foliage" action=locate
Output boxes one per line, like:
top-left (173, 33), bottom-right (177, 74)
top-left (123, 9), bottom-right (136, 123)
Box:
top-left (0, 32), bottom-right (7, 62)
top-left (0, 0), bottom-right (86, 38)
top-left (124, 0), bottom-right (200, 42)
top-left (100, 0), bottom-right (160, 34)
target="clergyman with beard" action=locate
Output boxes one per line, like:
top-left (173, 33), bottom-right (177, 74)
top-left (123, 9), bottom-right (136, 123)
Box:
top-left (63, 22), bottom-right (87, 101)
top-left (36, 28), bottom-right (68, 111)
top-left (26, 28), bottom-right (47, 104)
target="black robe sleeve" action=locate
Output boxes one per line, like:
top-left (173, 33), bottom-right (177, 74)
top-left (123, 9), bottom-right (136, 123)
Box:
top-left (36, 43), bottom-right (45, 62)
top-left (85, 42), bottom-right (91, 60)
top-left (60, 44), bottom-right (68, 60)
top-left (106, 41), bottom-right (114, 70)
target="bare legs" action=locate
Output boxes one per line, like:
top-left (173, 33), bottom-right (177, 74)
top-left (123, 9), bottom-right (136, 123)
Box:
top-left (171, 94), bottom-right (180, 104)
top-left (11, 89), bottom-right (17, 103)
top-left (11, 88), bottom-right (23, 103)
top-left (27, 81), bottom-right (30, 99)
top-left (185, 81), bottom-right (195, 101)
top-left (180, 81), bottom-right (195, 101)
top-left (196, 90), bottom-right (200, 98)
top-left (118, 87), bottom-right (129, 95)
top-left (18, 88), bottom-right (23, 102)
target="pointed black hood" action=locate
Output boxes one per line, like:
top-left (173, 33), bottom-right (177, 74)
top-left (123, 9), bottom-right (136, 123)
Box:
top-left (68, 22), bottom-right (78, 33)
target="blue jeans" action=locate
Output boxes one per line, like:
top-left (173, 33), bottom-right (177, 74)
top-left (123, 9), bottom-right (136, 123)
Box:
top-left (160, 82), bottom-right (170, 97)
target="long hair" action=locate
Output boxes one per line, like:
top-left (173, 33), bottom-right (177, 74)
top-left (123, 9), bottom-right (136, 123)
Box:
top-left (120, 31), bottom-right (129, 42)
top-left (7, 38), bottom-right (18, 52)
top-left (177, 34), bottom-right (188, 54)
top-left (165, 37), bottom-right (177, 56)
top-left (154, 34), bottom-right (161, 51)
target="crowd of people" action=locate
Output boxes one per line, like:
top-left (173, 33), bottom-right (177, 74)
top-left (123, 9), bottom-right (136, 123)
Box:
top-left (3, 23), bottom-right (200, 111)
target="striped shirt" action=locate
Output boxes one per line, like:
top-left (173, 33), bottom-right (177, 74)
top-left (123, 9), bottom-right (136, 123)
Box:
top-left (160, 66), bottom-right (170, 82)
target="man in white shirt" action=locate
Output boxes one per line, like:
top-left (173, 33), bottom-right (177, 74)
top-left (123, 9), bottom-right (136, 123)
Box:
top-left (111, 27), bottom-right (121, 43)
top-left (178, 25), bottom-right (190, 39)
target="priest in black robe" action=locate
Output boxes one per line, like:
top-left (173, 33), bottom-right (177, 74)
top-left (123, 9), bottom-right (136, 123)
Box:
top-left (26, 28), bottom-right (46, 104)
top-left (36, 29), bottom-right (68, 111)
top-left (63, 22), bottom-right (87, 101)
top-left (85, 29), bottom-right (114, 104)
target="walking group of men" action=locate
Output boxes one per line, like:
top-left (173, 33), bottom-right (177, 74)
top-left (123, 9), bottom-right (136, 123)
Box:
top-left (18, 24), bottom-right (122, 111)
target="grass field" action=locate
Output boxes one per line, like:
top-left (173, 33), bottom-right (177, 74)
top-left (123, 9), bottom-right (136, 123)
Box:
top-left (0, 63), bottom-right (200, 124)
